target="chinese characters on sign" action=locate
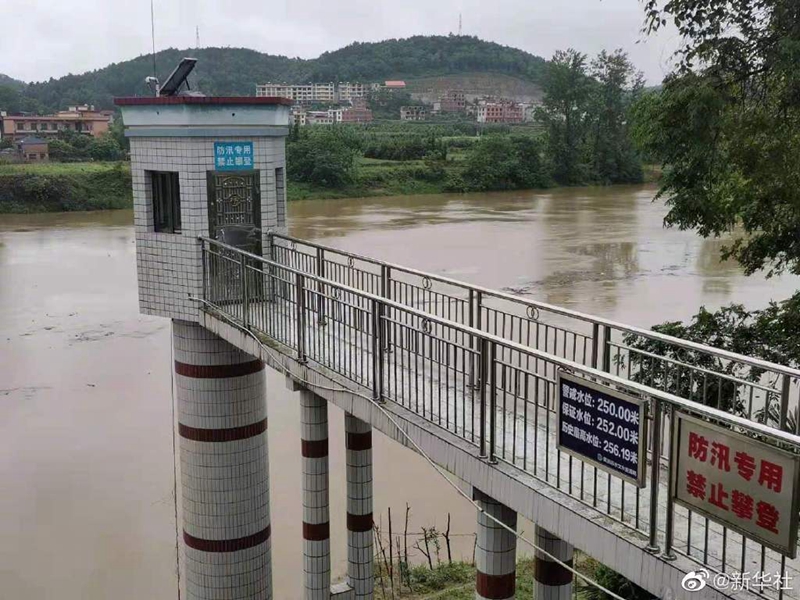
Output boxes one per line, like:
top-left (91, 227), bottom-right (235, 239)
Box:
top-left (214, 141), bottom-right (254, 171)
top-left (673, 413), bottom-right (800, 557)
top-left (557, 371), bottom-right (647, 487)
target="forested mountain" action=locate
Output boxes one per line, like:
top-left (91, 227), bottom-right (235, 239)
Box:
top-left (0, 74), bottom-right (25, 89)
top-left (6, 36), bottom-right (547, 112)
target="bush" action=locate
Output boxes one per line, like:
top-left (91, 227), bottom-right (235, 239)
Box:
top-left (287, 128), bottom-right (360, 188)
top-left (461, 134), bottom-right (551, 191)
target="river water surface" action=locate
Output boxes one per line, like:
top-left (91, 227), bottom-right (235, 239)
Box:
top-left (2, 185), bottom-right (798, 599)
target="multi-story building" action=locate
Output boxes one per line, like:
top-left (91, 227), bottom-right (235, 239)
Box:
top-left (476, 100), bottom-right (524, 124)
top-left (0, 105), bottom-right (112, 142)
top-left (438, 90), bottom-right (466, 113)
top-left (290, 108), bottom-right (307, 127)
top-left (337, 82), bottom-right (370, 102)
top-left (341, 106), bottom-right (373, 124)
top-left (306, 111), bottom-right (334, 125)
top-left (400, 106), bottom-right (428, 121)
top-left (256, 83), bottom-right (336, 104)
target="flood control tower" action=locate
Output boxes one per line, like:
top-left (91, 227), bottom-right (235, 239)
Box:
top-left (116, 61), bottom-right (292, 600)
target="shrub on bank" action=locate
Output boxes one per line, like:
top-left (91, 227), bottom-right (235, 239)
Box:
top-left (0, 163), bottom-right (132, 213)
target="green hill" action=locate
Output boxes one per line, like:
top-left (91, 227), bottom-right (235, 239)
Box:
top-left (11, 35), bottom-right (547, 112)
top-left (0, 74), bottom-right (25, 89)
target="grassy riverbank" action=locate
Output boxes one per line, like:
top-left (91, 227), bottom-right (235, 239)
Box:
top-left (287, 157), bottom-right (458, 201)
top-left (0, 161), bottom-right (132, 213)
top-left (0, 156), bottom-right (661, 213)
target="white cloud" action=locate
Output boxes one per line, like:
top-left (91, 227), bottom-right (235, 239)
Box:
top-left (0, 0), bottom-right (679, 84)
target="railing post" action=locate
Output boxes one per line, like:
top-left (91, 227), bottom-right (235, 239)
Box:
top-left (372, 299), bottom-right (385, 402)
top-left (645, 398), bottom-right (662, 553)
top-left (200, 239), bottom-right (208, 302)
top-left (663, 405), bottom-right (677, 560)
top-left (296, 272), bottom-right (307, 364)
top-left (591, 323), bottom-right (599, 369)
top-left (240, 253), bottom-right (249, 330)
top-left (317, 247), bottom-right (326, 325)
top-left (601, 325), bottom-right (612, 372)
top-left (488, 340), bottom-right (497, 465)
top-left (779, 374), bottom-right (792, 432)
top-left (479, 337), bottom-right (489, 459)
top-left (381, 266), bottom-right (392, 351)
top-left (470, 291), bottom-right (483, 389)
top-left (266, 230), bottom-right (275, 262)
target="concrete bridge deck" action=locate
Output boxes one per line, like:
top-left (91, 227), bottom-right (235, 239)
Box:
top-left (198, 235), bottom-right (800, 600)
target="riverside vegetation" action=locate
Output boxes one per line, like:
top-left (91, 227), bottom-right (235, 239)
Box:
top-left (0, 43), bottom-right (648, 213)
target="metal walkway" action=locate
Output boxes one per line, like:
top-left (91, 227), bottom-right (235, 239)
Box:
top-left (199, 234), bottom-right (800, 600)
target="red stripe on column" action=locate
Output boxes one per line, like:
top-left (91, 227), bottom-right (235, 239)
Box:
top-left (346, 512), bottom-right (373, 532)
top-left (476, 571), bottom-right (516, 599)
top-left (179, 418), bottom-right (267, 442)
top-left (345, 431), bottom-right (372, 451)
top-left (303, 521), bottom-right (330, 541)
top-left (175, 359), bottom-right (264, 379)
top-left (301, 438), bottom-right (329, 458)
top-left (183, 525), bottom-right (270, 552)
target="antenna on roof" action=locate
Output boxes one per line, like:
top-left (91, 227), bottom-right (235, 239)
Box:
top-left (196, 25), bottom-right (200, 49)
top-left (150, 0), bottom-right (157, 87)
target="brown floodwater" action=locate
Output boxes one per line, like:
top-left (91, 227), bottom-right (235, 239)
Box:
top-left (1, 185), bottom-right (797, 599)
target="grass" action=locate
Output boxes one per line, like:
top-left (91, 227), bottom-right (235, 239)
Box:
top-left (0, 161), bottom-right (133, 213)
top-left (371, 551), bottom-right (614, 599)
top-left (287, 156), bottom-right (459, 202)
top-left (0, 161), bottom-right (130, 176)
top-left (373, 559), bottom-right (561, 600)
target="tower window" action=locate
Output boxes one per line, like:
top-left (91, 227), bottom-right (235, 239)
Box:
top-left (150, 171), bottom-right (182, 233)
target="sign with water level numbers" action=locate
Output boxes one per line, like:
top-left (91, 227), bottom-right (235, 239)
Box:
top-left (672, 412), bottom-right (800, 557)
top-left (557, 371), bottom-right (647, 487)
top-left (214, 141), bottom-right (254, 171)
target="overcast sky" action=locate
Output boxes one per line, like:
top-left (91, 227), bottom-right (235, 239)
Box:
top-left (0, 0), bottom-right (680, 85)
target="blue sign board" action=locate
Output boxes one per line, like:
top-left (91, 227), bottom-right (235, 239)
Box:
top-left (214, 142), bottom-right (254, 171)
top-left (557, 371), bottom-right (647, 486)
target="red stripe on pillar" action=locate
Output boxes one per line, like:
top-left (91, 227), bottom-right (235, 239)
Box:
top-left (183, 525), bottom-right (270, 552)
top-left (476, 571), bottom-right (516, 599)
top-left (346, 512), bottom-right (373, 532)
top-left (301, 438), bottom-right (329, 458)
top-left (178, 418), bottom-right (267, 442)
top-left (303, 521), bottom-right (330, 541)
top-left (345, 431), bottom-right (372, 451)
top-left (174, 359), bottom-right (264, 379)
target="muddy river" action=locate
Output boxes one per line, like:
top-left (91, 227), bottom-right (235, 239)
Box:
top-left (2, 184), bottom-right (797, 599)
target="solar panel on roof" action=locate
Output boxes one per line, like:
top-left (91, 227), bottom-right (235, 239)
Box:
top-left (159, 58), bottom-right (197, 96)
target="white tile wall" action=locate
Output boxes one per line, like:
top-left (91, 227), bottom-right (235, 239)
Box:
top-left (131, 135), bottom-right (287, 322)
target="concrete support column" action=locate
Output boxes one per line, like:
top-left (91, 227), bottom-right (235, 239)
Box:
top-left (345, 413), bottom-right (374, 599)
top-left (474, 488), bottom-right (517, 600)
top-left (300, 390), bottom-right (331, 600)
top-left (534, 526), bottom-right (574, 600)
top-left (173, 320), bottom-right (272, 600)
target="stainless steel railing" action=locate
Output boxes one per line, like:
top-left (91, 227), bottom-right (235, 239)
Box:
top-left (203, 235), bottom-right (800, 599)
top-left (269, 232), bottom-right (800, 435)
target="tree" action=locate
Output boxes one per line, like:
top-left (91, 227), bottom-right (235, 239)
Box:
top-left (461, 135), bottom-right (550, 191)
top-left (87, 133), bottom-right (124, 161)
top-left (634, 0), bottom-right (800, 276)
top-left (589, 50), bottom-right (645, 184)
top-left (286, 128), bottom-right (360, 188)
top-left (537, 49), bottom-right (593, 185)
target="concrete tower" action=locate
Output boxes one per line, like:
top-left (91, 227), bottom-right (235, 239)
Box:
top-left (116, 94), bottom-right (291, 600)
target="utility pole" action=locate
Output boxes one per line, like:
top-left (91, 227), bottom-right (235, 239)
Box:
top-left (196, 25), bottom-right (200, 49)
top-left (459, 13), bottom-right (462, 36)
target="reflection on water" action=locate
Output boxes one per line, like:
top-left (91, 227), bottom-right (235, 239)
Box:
top-left (1, 186), bottom-right (798, 599)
